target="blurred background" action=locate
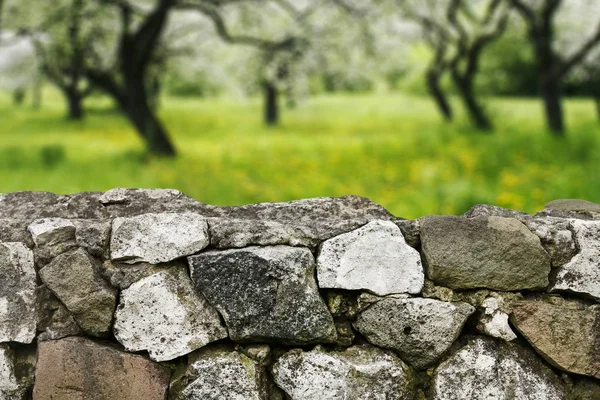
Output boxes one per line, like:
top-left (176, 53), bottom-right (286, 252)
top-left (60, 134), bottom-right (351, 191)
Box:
top-left (0, 0), bottom-right (599, 218)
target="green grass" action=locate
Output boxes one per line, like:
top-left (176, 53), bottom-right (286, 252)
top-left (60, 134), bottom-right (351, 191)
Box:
top-left (0, 89), bottom-right (599, 219)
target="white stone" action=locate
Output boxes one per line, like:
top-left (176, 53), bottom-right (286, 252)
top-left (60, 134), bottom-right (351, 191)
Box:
top-left (317, 220), bottom-right (424, 295)
top-left (27, 218), bottom-right (75, 247)
top-left (100, 188), bottom-right (182, 204)
top-left (550, 220), bottom-right (600, 301)
top-left (110, 213), bottom-right (210, 264)
top-left (0, 243), bottom-right (36, 343)
top-left (0, 345), bottom-right (21, 399)
top-left (114, 268), bottom-right (227, 362)
top-left (477, 297), bottom-right (517, 341)
top-left (433, 337), bottom-right (566, 400)
top-left (272, 346), bottom-right (413, 400)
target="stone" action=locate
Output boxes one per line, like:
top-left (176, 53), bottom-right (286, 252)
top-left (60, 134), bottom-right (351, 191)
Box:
top-left (0, 345), bottom-right (22, 400)
top-left (537, 199), bottom-right (600, 220)
top-left (36, 285), bottom-right (81, 341)
top-left (420, 215), bottom-right (551, 290)
top-left (571, 378), bottom-right (600, 400)
top-left (510, 299), bottom-right (600, 379)
top-left (475, 297), bottom-right (517, 341)
top-left (71, 219), bottom-right (111, 257)
top-left (170, 346), bottom-right (278, 400)
top-left (188, 246), bottom-right (337, 344)
top-left (432, 337), bottom-right (566, 399)
top-left (32, 337), bottom-right (171, 400)
top-left (114, 268), bottom-right (227, 362)
top-left (394, 218), bottom-right (421, 248)
top-left (99, 188), bottom-right (184, 205)
top-left (101, 259), bottom-right (180, 290)
top-left (464, 204), bottom-right (531, 220)
top-left (271, 345), bottom-right (413, 400)
top-left (550, 220), bottom-right (600, 301)
top-left (39, 248), bottom-right (117, 336)
top-left (525, 217), bottom-right (577, 267)
top-left (317, 220), bottom-right (424, 296)
top-left (28, 218), bottom-right (78, 266)
top-left (207, 218), bottom-right (368, 249)
top-left (0, 219), bottom-right (33, 247)
top-left (353, 294), bottom-right (474, 368)
top-left (0, 242), bottom-right (36, 344)
top-left (110, 213), bottom-right (210, 264)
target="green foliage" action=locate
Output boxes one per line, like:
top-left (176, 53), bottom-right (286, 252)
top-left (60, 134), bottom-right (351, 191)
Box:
top-left (0, 89), bottom-right (599, 219)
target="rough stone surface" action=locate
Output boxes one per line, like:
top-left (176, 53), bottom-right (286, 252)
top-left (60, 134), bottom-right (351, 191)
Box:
top-left (317, 220), bottom-right (424, 296)
top-left (36, 285), bottom-right (81, 341)
top-left (39, 248), bottom-right (117, 336)
top-left (170, 346), bottom-right (277, 400)
top-left (28, 218), bottom-right (76, 247)
top-left (465, 204), bottom-right (532, 220)
top-left (421, 215), bottom-right (551, 290)
top-left (272, 345), bottom-right (413, 400)
top-left (432, 337), bottom-right (566, 399)
top-left (0, 242), bottom-right (36, 344)
top-left (394, 218), bottom-right (421, 248)
top-left (71, 219), bottom-right (111, 257)
top-left (537, 199), bottom-right (600, 220)
top-left (0, 345), bottom-right (22, 399)
top-left (114, 268), bottom-right (227, 362)
top-left (111, 213), bottom-right (210, 264)
top-left (571, 378), bottom-right (600, 400)
top-left (207, 218), bottom-right (368, 249)
top-left (0, 219), bottom-right (33, 247)
top-left (475, 297), bottom-right (517, 341)
top-left (188, 246), bottom-right (337, 344)
top-left (550, 220), bottom-right (600, 301)
top-left (32, 337), bottom-right (171, 400)
top-left (353, 294), bottom-right (474, 368)
top-left (526, 217), bottom-right (577, 267)
top-left (101, 259), bottom-right (179, 290)
top-left (510, 299), bottom-right (600, 379)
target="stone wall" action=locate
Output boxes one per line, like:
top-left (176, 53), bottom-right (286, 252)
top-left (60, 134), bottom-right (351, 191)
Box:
top-left (0, 188), bottom-right (599, 399)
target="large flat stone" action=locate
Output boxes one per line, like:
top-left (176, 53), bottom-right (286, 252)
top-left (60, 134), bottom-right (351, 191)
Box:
top-left (39, 248), bottom-right (117, 336)
top-left (537, 199), bottom-right (600, 220)
top-left (432, 337), bottom-right (566, 399)
top-left (188, 246), bottom-right (336, 344)
top-left (114, 268), bottom-right (227, 362)
top-left (0, 243), bottom-right (36, 344)
top-left (170, 346), bottom-right (277, 400)
top-left (550, 220), bottom-right (600, 301)
top-left (353, 294), bottom-right (474, 368)
top-left (110, 213), bottom-right (209, 264)
top-left (32, 337), bottom-right (171, 400)
top-left (510, 299), bottom-right (600, 379)
top-left (271, 345), bottom-right (413, 400)
top-left (317, 220), bottom-right (424, 295)
top-left (421, 216), bottom-right (551, 290)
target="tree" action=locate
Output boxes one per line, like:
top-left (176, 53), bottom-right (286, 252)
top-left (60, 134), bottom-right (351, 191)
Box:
top-left (510, 0), bottom-right (600, 134)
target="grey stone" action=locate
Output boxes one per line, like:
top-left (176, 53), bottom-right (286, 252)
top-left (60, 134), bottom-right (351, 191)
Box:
top-left (537, 199), bottom-right (600, 220)
top-left (317, 220), bottom-right (424, 296)
top-left (170, 346), bottom-right (278, 400)
top-left (550, 219), bottom-right (600, 301)
top-left (475, 297), bottom-right (517, 341)
top-left (0, 345), bottom-right (23, 399)
top-left (432, 337), bottom-right (567, 399)
top-left (72, 219), bottom-right (111, 257)
top-left (0, 219), bottom-right (33, 248)
top-left (526, 217), bottom-right (577, 267)
top-left (0, 243), bottom-right (36, 344)
top-left (28, 218), bottom-right (77, 266)
top-left (39, 248), bottom-right (117, 336)
top-left (571, 378), bottom-right (600, 400)
top-left (100, 188), bottom-right (183, 205)
top-left (101, 259), bottom-right (180, 290)
top-left (110, 213), bottom-right (209, 264)
top-left (353, 294), bottom-right (474, 368)
top-left (394, 218), bottom-right (421, 248)
top-left (114, 268), bottom-right (227, 362)
top-left (510, 299), bottom-right (600, 379)
top-left (421, 215), bottom-right (551, 290)
top-left (36, 285), bottom-right (81, 341)
top-left (271, 345), bottom-right (413, 400)
top-left (464, 204), bottom-right (531, 220)
top-left (207, 218), bottom-right (368, 249)
top-left (188, 246), bottom-right (337, 344)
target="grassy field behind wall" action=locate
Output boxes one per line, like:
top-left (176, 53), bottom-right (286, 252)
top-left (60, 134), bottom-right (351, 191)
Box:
top-left (0, 89), bottom-right (599, 219)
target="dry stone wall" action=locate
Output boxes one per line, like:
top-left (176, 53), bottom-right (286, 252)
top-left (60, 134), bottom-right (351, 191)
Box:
top-left (0, 189), bottom-right (599, 399)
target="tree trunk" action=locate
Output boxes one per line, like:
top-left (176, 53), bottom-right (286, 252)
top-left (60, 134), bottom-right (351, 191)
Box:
top-left (264, 81), bottom-right (279, 126)
top-left (426, 69), bottom-right (453, 121)
top-left (539, 75), bottom-right (565, 135)
top-left (66, 91), bottom-right (84, 120)
top-left (121, 81), bottom-right (176, 156)
top-left (453, 76), bottom-right (492, 131)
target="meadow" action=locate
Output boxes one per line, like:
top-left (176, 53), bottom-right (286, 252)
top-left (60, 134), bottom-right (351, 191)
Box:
top-left (0, 89), bottom-right (598, 219)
